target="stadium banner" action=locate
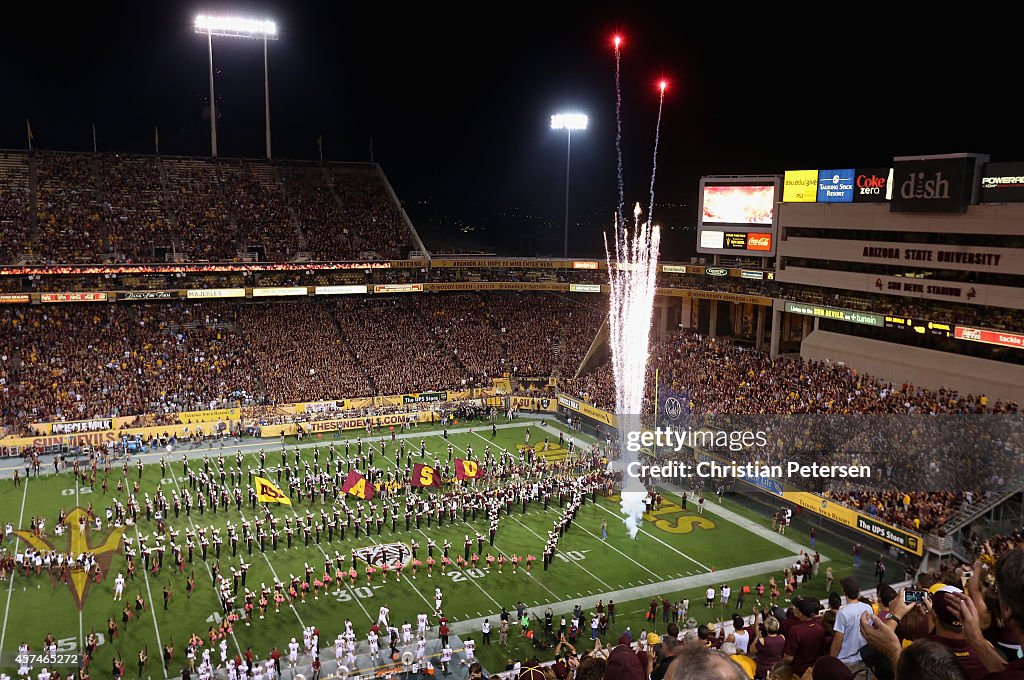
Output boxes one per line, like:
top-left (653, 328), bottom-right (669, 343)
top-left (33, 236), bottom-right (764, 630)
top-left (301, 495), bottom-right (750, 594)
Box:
top-left (775, 267), bottom-right (1024, 308)
top-left (29, 416), bottom-right (134, 436)
top-left (13, 421), bottom-right (199, 452)
top-left (454, 458), bottom-right (484, 480)
top-left (424, 282), bottom-right (568, 292)
top-left (374, 283), bottom-right (424, 294)
top-left (556, 393), bottom-right (616, 426)
top-left (258, 411), bottom-right (436, 437)
top-left (431, 259), bottom-right (567, 269)
top-left (783, 301), bottom-right (884, 327)
top-left (781, 491), bottom-right (923, 555)
top-left (251, 286), bottom-right (309, 297)
top-left (780, 237), bottom-right (1021, 275)
top-left (177, 408), bottom-right (240, 424)
top-left (655, 287), bottom-right (774, 306)
top-left (569, 284), bottom-right (602, 293)
top-left (40, 292), bottom-right (109, 303)
top-left (254, 477), bottom-right (292, 505)
top-left (492, 377), bottom-right (512, 394)
top-left (294, 400), bottom-right (344, 415)
top-left (314, 285), bottom-right (369, 295)
top-left (782, 169), bottom-right (819, 203)
top-left (954, 326), bottom-right (1024, 350)
top-left (411, 463), bottom-right (441, 487)
top-left (342, 470), bottom-right (376, 500)
top-left (662, 265), bottom-right (688, 274)
top-left (0, 294), bottom-right (31, 304)
top-left (509, 395), bottom-right (557, 412)
top-left (118, 290), bottom-right (176, 301)
top-left (186, 288), bottom-right (245, 299)
top-left (402, 391), bottom-right (447, 404)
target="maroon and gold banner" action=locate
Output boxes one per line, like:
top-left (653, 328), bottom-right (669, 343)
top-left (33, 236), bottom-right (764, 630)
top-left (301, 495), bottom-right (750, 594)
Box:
top-left (40, 292), bottom-right (108, 302)
top-left (454, 458), bottom-right (484, 480)
top-left (411, 463), bottom-right (440, 488)
top-left (254, 477), bottom-right (292, 505)
top-left (342, 470), bottom-right (375, 500)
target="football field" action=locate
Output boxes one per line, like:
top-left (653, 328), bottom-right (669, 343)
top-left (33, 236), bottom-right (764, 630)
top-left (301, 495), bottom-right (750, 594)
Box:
top-left (0, 420), bottom-right (852, 678)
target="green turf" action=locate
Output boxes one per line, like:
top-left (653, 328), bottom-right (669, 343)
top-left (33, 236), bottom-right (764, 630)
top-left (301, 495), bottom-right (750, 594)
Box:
top-left (0, 422), bottom-right (837, 678)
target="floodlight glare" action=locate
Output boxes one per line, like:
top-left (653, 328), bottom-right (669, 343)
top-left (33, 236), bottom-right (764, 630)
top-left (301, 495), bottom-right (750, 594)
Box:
top-left (195, 15), bottom-right (278, 39)
top-left (195, 13), bottom-right (279, 159)
top-left (550, 113), bottom-right (588, 131)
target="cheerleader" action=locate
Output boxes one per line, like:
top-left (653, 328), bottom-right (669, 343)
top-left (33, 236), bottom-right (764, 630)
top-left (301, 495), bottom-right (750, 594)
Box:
top-left (245, 590), bottom-right (256, 625)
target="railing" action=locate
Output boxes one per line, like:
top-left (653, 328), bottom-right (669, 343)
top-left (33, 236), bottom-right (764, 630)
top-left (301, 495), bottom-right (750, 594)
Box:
top-left (936, 489), bottom-right (1023, 536)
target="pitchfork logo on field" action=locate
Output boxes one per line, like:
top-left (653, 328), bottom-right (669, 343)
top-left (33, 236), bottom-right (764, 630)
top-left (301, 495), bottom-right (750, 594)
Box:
top-left (353, 543), bottom-right (412, 568)
top-left (13, 507), bottom-right (126, 610)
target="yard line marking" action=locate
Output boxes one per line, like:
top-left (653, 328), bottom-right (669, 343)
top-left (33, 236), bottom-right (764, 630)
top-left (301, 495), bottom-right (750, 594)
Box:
top-left (378, 437), bottom-right (563, 603)
top-left (590, 501), bottom-right (712, 571)
top-left (414, 526), bottom-right (501, 610)
top-left (76, 476), bottom-right (83, 649)
top-left (240, 446), bottom-right (385, 622)
top-left (0, 477), bottom-right (29, 656)
top-left (274, 450), bottom-right (438, 618)
top-left (564, 514), bottom-right (660, 579)
top-left (164, 464), bottom-right (245, 661)
top-left (284, 506), bottom-right (374, 623)
top-left (431, 435), bottom-right (610, 593)
top-left (234, 504), bottom-right (306, 628)
top-left (133, 523), bottom-right (169, 678)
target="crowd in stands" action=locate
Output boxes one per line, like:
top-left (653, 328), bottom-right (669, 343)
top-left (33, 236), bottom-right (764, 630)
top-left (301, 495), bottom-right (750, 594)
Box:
top-left (565, 330), bottom-right (1020, 536)
top-left (32, 151), bottom-right (103, 263)
top-left (0, 293), bottom-right (602, 436)
top-left (0, 151), bottom-right (32, 262)
top-left (0, 301), bottom-right (259, 434)
top-left (219, 161), bottom-right (298, 261)
top-left (0, 151), bottom-right (414, 264)
top-left (820, 492), bottom-right (972, 536)
top-left (99, 153), bottom-right (173, 261)
top-left (241, 301), bottom-right (372, 402)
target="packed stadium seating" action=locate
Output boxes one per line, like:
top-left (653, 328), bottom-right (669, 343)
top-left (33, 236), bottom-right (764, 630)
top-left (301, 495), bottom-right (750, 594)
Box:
top-left (0, 293), bottom-right (605, 436)
top-left (0, 151), bottom-right (414, 264)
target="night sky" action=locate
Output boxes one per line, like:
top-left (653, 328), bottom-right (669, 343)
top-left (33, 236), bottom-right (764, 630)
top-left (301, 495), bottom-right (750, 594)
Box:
top-left (2, 4), bottom-right (1021, 258)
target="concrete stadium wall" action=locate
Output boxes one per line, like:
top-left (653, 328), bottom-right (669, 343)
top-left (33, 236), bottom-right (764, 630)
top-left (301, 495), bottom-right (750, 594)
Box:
top-left (800, 330), bottom-right (1024, 404)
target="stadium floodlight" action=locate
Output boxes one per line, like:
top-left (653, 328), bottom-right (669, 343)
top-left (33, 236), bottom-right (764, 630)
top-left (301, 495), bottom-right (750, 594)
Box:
top-left (551, 113), bottom-right (588, 258)
top-left (195, 14), bottom-right (278, 159)
top-left (194, 15), bottom-right (278, 38)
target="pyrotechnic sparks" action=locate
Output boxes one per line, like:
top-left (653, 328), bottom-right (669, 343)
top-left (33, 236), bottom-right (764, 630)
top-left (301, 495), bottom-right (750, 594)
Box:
top-left (606, 203), bottom-right (661, 539)
top-left (648, 80), bottom-right (667, 226)
top-left (606, 40), bottom-right (665, 539)
top-left (613, 35), bottom-right (624, 230)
